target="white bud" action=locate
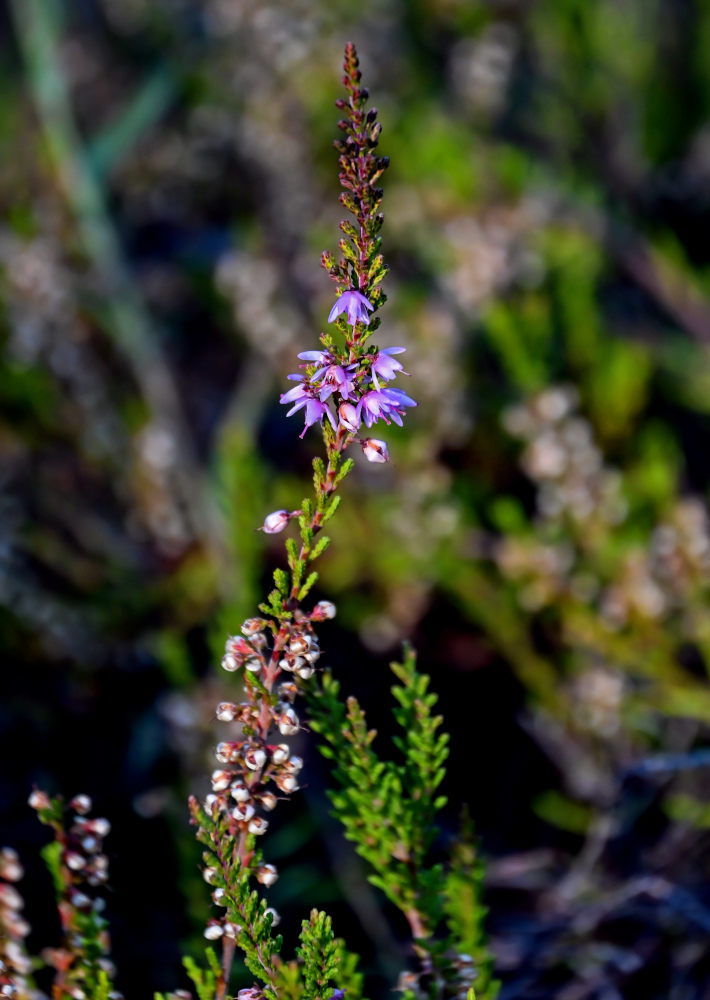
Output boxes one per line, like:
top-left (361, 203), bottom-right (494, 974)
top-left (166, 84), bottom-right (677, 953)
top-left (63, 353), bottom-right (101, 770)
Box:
top-left (288, 635), bottom-right (311, 655)
top-left (244, 748), bottom-right (267, 771)
top-left (204, 923), bottom-right (223, 940)
top-left (296, 664), bottom-right (315, 680)
top-left (65, 852), bottom-right (85, 871)
top-left (245, 658), bottom-right (262, 673)
top-left (265, 907), bottom-right (280, 927)
top-left (92, 818), bottom-right (111, 838)
top-left (70, 795), bottom-right (92, 815)
top-left (216, 702), bottom-right (237, 722)
top-left (248, 816), bottom-right (268, 836)
top-left (203, 867), bottom-right (218, 885)
top-left (304, 646), bottom-right (321, 663)
top-left (212, 888), bottom-right (227, 906)
top-left (223, 922), bottom-right (241, 939)
top-left (271, 744), bottom-right (290, 764)
top-left (276, 773), bottom-right (299, 793)
top-left (211, 769), bottom-right (232, 792)
top-left (277, 682), bottom-right (298, 702)
top-left (232, 803), bottom-right (255, 823)
top-left (230, 783), bottom-right (250, 803)
top-left (260, 792), bottom-right (278, 811)
top-left (28, 790), bottom-right (51, 811)
top-left (278, 709), bottom-right (299, 736)
top-left (221, 653), bottom-right (239, 673)
top-left (313, 600), bottom-right (336, 620)
top-left (284, 755), bottom-right (303, 773)
top-left (257, 864), bottom-right (278, 887)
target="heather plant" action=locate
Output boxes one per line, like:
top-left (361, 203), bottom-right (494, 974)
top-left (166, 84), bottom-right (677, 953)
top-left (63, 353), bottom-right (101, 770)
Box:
top-left (0, 45), bottom-right (496, 1000)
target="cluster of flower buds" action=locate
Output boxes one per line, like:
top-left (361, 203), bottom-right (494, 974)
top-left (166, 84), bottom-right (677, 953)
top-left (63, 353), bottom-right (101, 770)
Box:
top-left (202, 605), bottom-right (337, 937)
top-left (27, 792), bottom-right (118, 999)
top-left (0, 848), bottom-right (31, 999)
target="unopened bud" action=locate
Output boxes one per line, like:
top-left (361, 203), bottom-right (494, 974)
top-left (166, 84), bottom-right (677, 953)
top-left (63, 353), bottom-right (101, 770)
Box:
top-left (277, 682), bottom-right (298, 702)
top-left (245, 658), bottom-right (262, 673)
top-left (241, 618), bottom-right (266, 636)
top-left (288, 635), bottom-right (312, 655)
top-left (65, 852), bottom-right (85, 871)
top-left (278, 709), bottom-right (299, 736)
top-left (261, 510), bottom-right (291, 534)
top-left (232, 803), bottom-right (255, 823)
top-left (338, 402), bottom-right (360, 431)
top-left (70, 794), bottom-right (92, 815)
top-left (361, 438), bottom-right (389, 463)
top-left (28, 790), bottom-right (51, 811)
top-left (312, 601), bottom-right (336, 621)
top-left (248, 816), bottom-right (268, 836)
top-left (296, 664), bottom-right (315, 680)
top-left (260, 792), bottom-right (278, 811)
top-left (231, 783), bottom-right (250, 803)
top-left (221, 653), bottom-right (239, 673)
top-left (216, 702), bottom-right (237, 722)
top-left (271, 744), bottom-right (290, 764)
top-left (203, 867), bottom-right (218, 885)
top-left (212, 888), bottom-right (227, 906)
top-left (223, 921), bottom-right (241, 939)
top-left (204, 922), bottom-right (223, 940)
top-left (256, 864), bottom-right (278, 887)
top-left (265, 907), bottom-right (280, 927)
top-left (275, 773), bottom-right (299, 794)
top-left (91, 818), bottom-right (110, 838)
top-left (244, 747), bottom-right (267, 771)
top-left (284, 755), bottom-right (303, 773)
top-left (211, 770), bottom-right (232, 792)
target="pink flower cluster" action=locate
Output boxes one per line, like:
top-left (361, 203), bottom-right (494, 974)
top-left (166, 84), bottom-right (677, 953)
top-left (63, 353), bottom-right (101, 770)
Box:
top-left (279, 290), bottom-right (416, 447)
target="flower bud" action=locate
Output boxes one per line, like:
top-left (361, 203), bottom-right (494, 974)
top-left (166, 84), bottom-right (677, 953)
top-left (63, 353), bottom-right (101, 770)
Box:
top-left (91, 818), bottom-right (111, 838)
top-left (284, 755), bottom-right (303, 773)
top-left (338, 402), bottom-right (361, 431)
top-left (211, 770), bottom-right (232, 792)
top-left (232, 803), bottom-right (255, 823)
top-left (261, 510), bottom-right (291, 534)
top-left (27, 790), bottom-right (51, 811)
top-left (70, 794), bottom-right (92, 815)
top-left (231, 783), bottom-right (250, 803)
top-left (248, 816), bottom-right (268, 836)
top-left (296, 664), bottom-right (315, 680)
top-left (275, 773), bottom-right (299, 793)
top-left (216, 702), bottom-right (237, 722)
top-left (361, 438), bottom-right (389, 463)
top-left (212, 888), bottom-right (227, 906)
top-left (245, 658), bottom-right (262, 673)
top-left (278, 709), bottom-right (299, 736)
top-left (65, 852), bottom-right (85, 871)
top-left (260, 792), bottom-right (278, 811)
top-left (277, 682), bottom-right (298, 702)
top-left (311, 601), bottom-right (336, 621)
top-left (256, 864), bottom-right (278, 887)
top-left (204, 922), bottom-right (223, 940)
top-left (221, 653), bottom-right (239, 673)
top-left (203, 867), bottom-right (218, 885)
top-left (265, 907), bottom-right (280, 927)
top-left (241, 618), bottom-right (266, 636)
top-left (271, 744), bottom-right (290, 764)
top-left (244, 747), bottom-right (267, 771)
top-left (223, 922), bottom-right (241, 939)
top-left (288, 634), bottom-right (312, 655)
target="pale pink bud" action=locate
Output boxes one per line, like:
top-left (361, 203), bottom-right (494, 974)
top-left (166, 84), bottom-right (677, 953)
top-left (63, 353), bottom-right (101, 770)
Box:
top-left (226, 636), bottom-right (252, 657)
top-left (311, 601), bottom-right (336, 621)
top-left (241, 618), bottom-right (266, 636)
top-left (339, 402), bottom-right (361, 431)
top-left (203, 867), bottom-right (218, 884)
top-left (212, 888), bottom-right (227, 906)
top-left (361, 438), bottom-right (389, 463)
top-left (261, 510), bottom-right (290, 534)
top-left (256, 864), bottom-right (278, 887)
top-left (91, 818), bottom-right (111, 838)
top-left (248, 816), bottom-right (268, 836)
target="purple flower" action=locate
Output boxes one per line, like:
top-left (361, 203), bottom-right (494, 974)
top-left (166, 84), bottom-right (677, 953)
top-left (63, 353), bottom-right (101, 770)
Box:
top-left (330, 991), bottom-right (346, 1000)
top-left (370, 347), bottom-right (407, 389)
top-left (358, 387), bottom-right (417, 427)
top-left (316, 364), bottom-right (358, 401)
top-left (328, 289), bottom-right (374, 327)
top-left (281, 385), bottom-right (337, 438)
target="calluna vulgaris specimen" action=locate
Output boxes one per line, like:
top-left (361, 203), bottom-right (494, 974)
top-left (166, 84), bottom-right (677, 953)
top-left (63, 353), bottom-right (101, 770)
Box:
top-left (0, 45), bottom-right (497, 1000)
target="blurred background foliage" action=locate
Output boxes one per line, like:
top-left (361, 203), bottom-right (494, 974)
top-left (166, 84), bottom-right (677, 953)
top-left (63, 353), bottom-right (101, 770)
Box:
top-left (4, 0), bottom-right (710, 997)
